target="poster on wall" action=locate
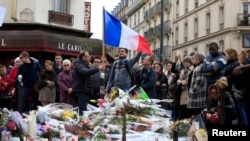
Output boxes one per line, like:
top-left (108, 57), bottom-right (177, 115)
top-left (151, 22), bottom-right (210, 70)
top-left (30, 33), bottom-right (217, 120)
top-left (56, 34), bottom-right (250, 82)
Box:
top-left (84, 2), bottom-right (91, 32)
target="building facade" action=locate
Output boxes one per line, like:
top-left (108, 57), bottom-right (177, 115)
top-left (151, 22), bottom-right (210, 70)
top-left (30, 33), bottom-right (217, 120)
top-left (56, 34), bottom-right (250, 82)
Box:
top-left (112, 0), bottom-right (250, 61)
top-left (111, 0), bottom-right (173, 62)
top-left (0, 0), bottom-right (102, 66)
top-left (173, 0), bottom-right (250, 57)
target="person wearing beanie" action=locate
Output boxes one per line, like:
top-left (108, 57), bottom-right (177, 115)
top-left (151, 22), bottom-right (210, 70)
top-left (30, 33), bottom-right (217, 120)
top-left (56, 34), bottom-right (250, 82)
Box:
top-left (183, 55), bottom-right (193, 65)
top-left (8, 57), bottom-right (22, 110)
top-left (175, 55), bottom-right (194, 120)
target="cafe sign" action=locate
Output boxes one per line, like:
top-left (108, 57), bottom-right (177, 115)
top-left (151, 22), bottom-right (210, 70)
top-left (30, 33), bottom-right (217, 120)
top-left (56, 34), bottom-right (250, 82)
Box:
top-left (0, 30), bottom-right (102, 55)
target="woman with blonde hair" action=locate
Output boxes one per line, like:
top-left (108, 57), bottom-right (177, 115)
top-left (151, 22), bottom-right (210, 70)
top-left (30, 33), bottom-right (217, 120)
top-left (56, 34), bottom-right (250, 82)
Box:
top-left (224, 48), bottom-right (240, 124)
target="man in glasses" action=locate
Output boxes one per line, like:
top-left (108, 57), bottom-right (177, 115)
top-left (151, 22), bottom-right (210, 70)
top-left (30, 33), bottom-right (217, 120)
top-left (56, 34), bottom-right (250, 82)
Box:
top-left (105, 48), bottom-right (142, 93)
top-left (72, 51), bottom-right (105, 115)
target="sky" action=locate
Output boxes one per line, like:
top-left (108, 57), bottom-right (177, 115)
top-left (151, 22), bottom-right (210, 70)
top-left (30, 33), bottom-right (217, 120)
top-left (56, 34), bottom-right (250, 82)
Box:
top-left (87, 0), bottom-right (120, 40)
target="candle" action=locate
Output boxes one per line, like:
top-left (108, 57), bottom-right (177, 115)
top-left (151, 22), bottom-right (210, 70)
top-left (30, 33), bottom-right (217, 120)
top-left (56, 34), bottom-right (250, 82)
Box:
top-left (28, 110), bottom-right (36, 139)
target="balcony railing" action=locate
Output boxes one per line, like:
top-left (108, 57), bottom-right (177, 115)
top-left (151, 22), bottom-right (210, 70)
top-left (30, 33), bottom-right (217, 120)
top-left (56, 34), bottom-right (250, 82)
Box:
top-left (164, 45), bottom-right (172, 55)
top-left (144, 28), bottom-right (154, 40)
top-left (126, 0), bottom-right (147, 16)
top-left (163, 0), bottom-right (172, 10)
top-left (237, 13), bottom-right (250, 26)
top-left (184, 36), bottom-right (188, 42)
top-left (163, 20), bottom-right (171, 33)
top-left (120, 14), bottom-right (127, 22)
top-left (207, 28), bottom-right (210, 34)
top-left (194, 33), bottom-right (198, 38)
top-left (220, 23), bottom-right (224, 29)
top-left (48, 10), bottom-right (73, 26)
top-left (144, 6), bottom-right (157, 20)
top-left (153, 20), bottom-right (171, 36)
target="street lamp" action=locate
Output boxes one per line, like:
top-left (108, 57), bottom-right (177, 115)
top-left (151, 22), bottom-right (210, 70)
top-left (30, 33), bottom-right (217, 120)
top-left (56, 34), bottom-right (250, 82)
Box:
top-left (160, 0), bottom-right (164, 62)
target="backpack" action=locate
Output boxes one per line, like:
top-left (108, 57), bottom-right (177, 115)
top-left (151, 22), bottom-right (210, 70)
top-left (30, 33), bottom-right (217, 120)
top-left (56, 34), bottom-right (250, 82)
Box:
top-left (112, 60), bottom-right (135, 86)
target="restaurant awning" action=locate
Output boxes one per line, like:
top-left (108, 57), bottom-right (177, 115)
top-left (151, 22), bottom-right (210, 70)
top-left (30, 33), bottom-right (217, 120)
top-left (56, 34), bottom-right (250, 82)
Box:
top-left (0, 30), bottom-right (102, 56)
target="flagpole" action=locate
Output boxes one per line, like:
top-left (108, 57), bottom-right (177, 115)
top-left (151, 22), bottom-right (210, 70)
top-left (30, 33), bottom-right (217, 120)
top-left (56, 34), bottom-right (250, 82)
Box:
top-left (102, 6), bottom-right (106, 64)
top-left (99, 7), bottom-right (106, 96)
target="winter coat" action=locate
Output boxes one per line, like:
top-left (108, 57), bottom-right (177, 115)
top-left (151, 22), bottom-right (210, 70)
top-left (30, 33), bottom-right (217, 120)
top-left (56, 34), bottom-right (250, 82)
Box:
top-left (72, 58), bottom-right (99, 95)
top-left (37, 70), bottom-right (57, 102)
top-left (58, 70), bottom-right (78, 107)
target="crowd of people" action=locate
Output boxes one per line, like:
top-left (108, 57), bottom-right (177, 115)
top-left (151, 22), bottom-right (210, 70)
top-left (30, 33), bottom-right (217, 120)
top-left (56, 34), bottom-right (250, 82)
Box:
top-left (0, 41), bottom-right (249, 126)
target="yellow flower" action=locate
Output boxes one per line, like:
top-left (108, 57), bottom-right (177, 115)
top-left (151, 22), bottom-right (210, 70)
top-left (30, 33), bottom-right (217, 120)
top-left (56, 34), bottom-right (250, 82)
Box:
top-left (198, 128), bottom-right (207, 136)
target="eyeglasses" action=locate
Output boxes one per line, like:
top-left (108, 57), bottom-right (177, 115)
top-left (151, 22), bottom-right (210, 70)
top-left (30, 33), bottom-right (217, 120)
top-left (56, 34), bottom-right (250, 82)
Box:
top-left (63, 65), bottom-right (70, 67)
top-left (84, 56), bottom-right (90, 58)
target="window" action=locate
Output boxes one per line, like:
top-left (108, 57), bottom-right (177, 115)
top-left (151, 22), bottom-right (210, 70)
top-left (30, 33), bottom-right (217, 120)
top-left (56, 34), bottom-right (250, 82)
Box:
top-left (243, 34), bottom-right (250, 48)
top-left (243, 3), bottom-right (250, 25)
top-left (176, 0), bottom-right (179, 18)
top-left (243, 3), bottom-right (250, 14)
top-left (184, 23), bottom-right (188, 42)
top-left (195, 0), bottom-right (199, 8)
top-left (206, 44), bottom-right (210, 55)
top-left (129, 17), bottom-right (132, 27)
top-left (175, 27), bottom-right (179, 45)
top-left (185, 0), bottom-right (188, 13)
top-left (194, 47), bottom-right (198, 52)
top-left (220, 6), bottom-right (224, 29)
top-left (138, 11), bottom-right (140, 23)
top-left (219, 40), bottom-right (224, 52)
top-left (194, 18), bottom-right (198, 38)
top-left (184, 50), bottom-right (188, 56)
top-left (134, 14), bottom-right (136, 25)
top-left (207, 13), bottom-right (211, 34)
top-left (53, 0), bottom-right (68, 13)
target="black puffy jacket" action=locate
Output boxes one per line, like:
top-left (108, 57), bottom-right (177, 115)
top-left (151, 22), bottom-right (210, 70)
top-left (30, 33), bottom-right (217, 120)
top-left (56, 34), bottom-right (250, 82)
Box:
top-left (72, 58), bottom-right (99, 95)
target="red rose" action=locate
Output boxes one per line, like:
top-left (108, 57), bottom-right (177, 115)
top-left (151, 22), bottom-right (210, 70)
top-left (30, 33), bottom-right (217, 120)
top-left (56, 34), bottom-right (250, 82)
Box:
top-left (6, 121), bottom-right (17, 131)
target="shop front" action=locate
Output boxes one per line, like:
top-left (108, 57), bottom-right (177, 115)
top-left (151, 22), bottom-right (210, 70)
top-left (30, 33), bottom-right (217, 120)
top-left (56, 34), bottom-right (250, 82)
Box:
top-left (0, 24), bottom-right (102, 66)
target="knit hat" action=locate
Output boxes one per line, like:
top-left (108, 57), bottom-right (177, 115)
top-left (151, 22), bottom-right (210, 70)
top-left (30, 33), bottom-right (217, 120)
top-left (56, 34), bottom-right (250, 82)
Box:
top-left (14, 57), bottom-right (20, 63)
top-left (183, 55), bottom-right (193, 64)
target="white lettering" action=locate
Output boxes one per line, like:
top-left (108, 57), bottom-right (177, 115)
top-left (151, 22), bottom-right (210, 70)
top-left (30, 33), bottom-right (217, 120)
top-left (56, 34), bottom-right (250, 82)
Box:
top-left (85, 5), bottom-right (91, 12)
top-left (59, 42), bottom-right (94, 53)
top-left (84, 3), bottom-right (91, 32)
top-left (58, 42), bottom-right (65, 49)
top-left (1, 39), bottom-right (6, 46)
top-left (212, 129), bottom-right (219, 136)
top-left (212, 129), bottom-right (247, 136)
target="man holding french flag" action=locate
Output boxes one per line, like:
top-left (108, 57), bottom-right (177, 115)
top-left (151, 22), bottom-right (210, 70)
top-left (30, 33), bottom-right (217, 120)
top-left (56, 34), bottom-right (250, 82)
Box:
top-left (103, 9), bottom-right (153, 93)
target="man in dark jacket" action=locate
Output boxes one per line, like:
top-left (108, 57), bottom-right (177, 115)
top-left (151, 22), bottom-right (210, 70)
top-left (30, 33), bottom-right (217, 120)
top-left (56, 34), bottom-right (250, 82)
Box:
top-left (16, 51), bottom-right (43, 113)
top-left (53, 53), bottom-right (63, 102)
top-left (72, 51), bottom-right (105, 115)
top-left (135, 55), bottom-right (157, 98)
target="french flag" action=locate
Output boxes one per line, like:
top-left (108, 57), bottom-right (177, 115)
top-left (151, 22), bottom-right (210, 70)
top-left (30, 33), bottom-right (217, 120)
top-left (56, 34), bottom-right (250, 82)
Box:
top-left (103, 9), bottom-right (153, 55)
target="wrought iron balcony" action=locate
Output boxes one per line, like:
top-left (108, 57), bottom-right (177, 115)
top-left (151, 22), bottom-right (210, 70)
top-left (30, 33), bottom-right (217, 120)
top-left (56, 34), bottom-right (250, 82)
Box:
top-left (153, 20), bottom-right (172, 36)
top-left (126, 0), bottom-right (147, 16)
top-left (48, 10), bottom-right (74, 26)
top-left (237, 13), bottom-right (250, 26)
top-left (163, 0), bottom-right (172, 10)
top-left (144, 6), bottom-right (157, 20)
top-left (144, 28), bottom-right (154, 40)
top-left (153, 45), bottom-right (171, 57)
top-left (164, 45), bottom-right (172, 55)
top-left (120, 14), bottom-right (127, 22)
